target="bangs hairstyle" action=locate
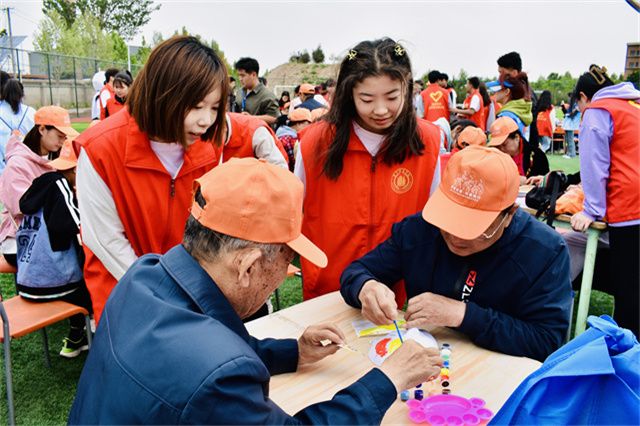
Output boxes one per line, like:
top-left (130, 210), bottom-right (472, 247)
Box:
top-left (321, 37), bottom-right (423, 180)
top-left (127, 36), bottom-right (228, 148)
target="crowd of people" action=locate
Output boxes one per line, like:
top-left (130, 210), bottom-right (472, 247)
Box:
top-left (0, 34), bottom-right (636, 424)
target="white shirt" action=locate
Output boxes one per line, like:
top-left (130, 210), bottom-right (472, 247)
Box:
top-left (223, 114), bottom-right (287, 168)
top-left (469, 93), bottom-right (481, 112)
top-left (76, 142), bottom-right (188, 281)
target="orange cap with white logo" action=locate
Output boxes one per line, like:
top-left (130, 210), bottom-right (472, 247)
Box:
top-left (191, 157), bottom-right (328, 267)
top-left (422, 145), bottom-right (519, 239)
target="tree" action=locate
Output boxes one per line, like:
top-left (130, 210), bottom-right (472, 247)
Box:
top-left (299, 50), bottom-right (311, 64)
top-left (312, 45), bottom-right (325, 64)
top-left (43, 0), bottom-right (160, 40)
top-left (626, 71), bottom-right (639, 88)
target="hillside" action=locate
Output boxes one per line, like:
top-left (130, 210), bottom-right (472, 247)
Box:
top-left (264, 62), bottom-right (339, 92)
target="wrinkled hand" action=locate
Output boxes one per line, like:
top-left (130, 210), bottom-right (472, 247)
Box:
top-left (358, 280), bottom-right (398, 325)
top-left (405, 292), bottom-right (466, 329)
top-left (379, 341), bottom-right (443, 392)
top-left (571, 211), bottom-right (594, 232)
top-left (526, 175), bottom-right (544, 186)
top-left (298, 323), bottom-right (346, 368)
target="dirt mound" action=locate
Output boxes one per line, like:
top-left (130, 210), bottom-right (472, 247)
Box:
top-left (265, 63), bottom-right (339, 92)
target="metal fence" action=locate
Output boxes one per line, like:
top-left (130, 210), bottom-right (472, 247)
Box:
top-left (0, 47), bottom-right (143, 117)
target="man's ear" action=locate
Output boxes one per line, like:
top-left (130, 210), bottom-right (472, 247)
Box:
top-left (236, 248), bottom-right (262, 288)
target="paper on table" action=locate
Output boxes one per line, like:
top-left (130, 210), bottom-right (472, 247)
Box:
top-left (353, 319), bottom-right (407, 337)
top-left (368, 328), bottom-right (438, 366)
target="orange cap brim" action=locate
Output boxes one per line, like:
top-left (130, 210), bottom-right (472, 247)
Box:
top-left (54, 126), bottom-right (80, 140)
top-left (287, 233), bottom-right (328, 268)
top-left (487, 134), bottom-right (509, 147)
top-left (422, 187), bottom-right (501, 240)
top-left (48, 158), bottom-right (77, 170)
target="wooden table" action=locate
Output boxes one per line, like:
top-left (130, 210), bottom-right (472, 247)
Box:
top-left (520, 205), bottom-right (607, 336)
top-left (246, 292), bottom-right (541, 424)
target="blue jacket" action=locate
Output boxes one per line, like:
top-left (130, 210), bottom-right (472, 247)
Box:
top-left (69, 245), bottom-right (396, 425)
top-left (341, 210), bottom-right (572, 361)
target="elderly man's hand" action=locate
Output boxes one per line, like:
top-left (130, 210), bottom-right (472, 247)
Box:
top-left (405, 292), bottom-right (466, 329)
top-left (297, 323), bottom-right (346, 368)
top-left (379, 341), bottom-right (443, 392)
top-left (358, 280), bottom-right (398, 325)
top-left (571, 211), bottom-right (594, 232)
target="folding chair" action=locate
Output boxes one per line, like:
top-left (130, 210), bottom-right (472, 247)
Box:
top-left (0, 256), bottom-right (91, 425)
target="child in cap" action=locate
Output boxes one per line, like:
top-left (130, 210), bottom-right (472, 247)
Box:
top-left (16, 138), bottom-right (93, 358)
top-left (0, 106), bottom-right (79, 268)
top-left (488, 116), bottom-right (527, 183)
top-left (451, 126), bottom-right (486, 153)
top-left (275, 107), bottom-right (312, 171)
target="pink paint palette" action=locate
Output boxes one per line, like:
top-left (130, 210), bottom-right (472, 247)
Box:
top-left (406, 394), bottom-right (493, 425)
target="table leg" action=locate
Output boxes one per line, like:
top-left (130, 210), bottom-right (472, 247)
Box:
top-left (574, 229), bottom-right (600, 336)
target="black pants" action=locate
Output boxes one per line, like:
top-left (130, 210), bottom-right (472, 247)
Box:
top-left (609, 225), bottom-right (639, 337)
top-left (24, 282), bottom-right (93, 331)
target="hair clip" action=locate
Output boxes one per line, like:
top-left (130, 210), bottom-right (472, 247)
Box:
top-left (588, 65), bottom-right (608, 85)
top-left (394, 44), bottom-right (406, 57)
top-left (347, 49), bottom-right (357, 61)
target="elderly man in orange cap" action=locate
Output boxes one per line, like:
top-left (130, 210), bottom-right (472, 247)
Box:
top-left (341, 146), bottom-right (572, 361)
top-left (70, 158), bottom-right (444, 425)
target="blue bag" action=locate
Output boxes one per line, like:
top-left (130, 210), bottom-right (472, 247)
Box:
top-left (491, 315), bottom-right (640, 425)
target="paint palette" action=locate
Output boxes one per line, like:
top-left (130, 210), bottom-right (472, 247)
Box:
top-left (368, 328), bottom-right (437, 366)
top-left (406, 394), bottom-right (493, 425)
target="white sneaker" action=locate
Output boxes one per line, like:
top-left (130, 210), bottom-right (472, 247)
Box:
top-left (562, 155), bottom-right (573, 159)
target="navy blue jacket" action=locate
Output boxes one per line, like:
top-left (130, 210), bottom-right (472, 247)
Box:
top-left (341, 210), bottom-right (572, 362)
top-left (69, 245), bottom-right (396, 425)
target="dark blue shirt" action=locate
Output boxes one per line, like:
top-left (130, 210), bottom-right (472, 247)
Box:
top-left (69, 245), bottom-right (396, 425)
top-left (341, 210), bottom-right (572, 362)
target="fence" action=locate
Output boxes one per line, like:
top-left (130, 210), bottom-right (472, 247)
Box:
top-left (0, 47), bottom-right (143, 118)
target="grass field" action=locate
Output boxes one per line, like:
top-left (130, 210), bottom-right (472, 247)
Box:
top-left (0, 148), bottom-right (614, 424)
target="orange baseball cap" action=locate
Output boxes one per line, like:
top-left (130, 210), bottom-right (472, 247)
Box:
top-left (422, 145), bottom-right (519, 239)
top-left (288, 108), bottom-right (312, 123)
top-left (34, 106), bottom-right (79, 140)
top-left (48, 139), bottom-right (78, 170)
top-left (299, 83), bottom-right (315, 95)
top-left (487, 116), bottom-right (519, 147)
top-left (458, 126), bottom-right (486, 148)
top-left (190, 157), bottom-right (328, 267)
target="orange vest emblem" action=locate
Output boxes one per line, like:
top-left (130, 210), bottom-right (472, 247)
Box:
top-left (429, 91), bottom-right (443, 103)
top-left (391, 168), bottom-right (413, 194)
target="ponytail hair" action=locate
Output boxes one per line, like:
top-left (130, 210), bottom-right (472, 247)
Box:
top-left (321, 37), bottom-right (423, 180)
top-left (573, 64), bottom-right (614, 102)
top-left (500, 72), bottom-right (530, 101)
top-left (2, 79), bottom-right (24, 114)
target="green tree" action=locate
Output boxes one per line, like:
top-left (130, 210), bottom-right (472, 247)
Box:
top-left (299, 50), bottom-right (311, 64)
top-left (42, 0), bottom-right (160, 40)
top-left (312, 45), bottom-right (325, 64)
top-left (626, 71), bottom-right (640, 87)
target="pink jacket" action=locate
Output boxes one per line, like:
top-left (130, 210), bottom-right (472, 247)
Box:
top-left (0, 135), bottom-right (54, 242)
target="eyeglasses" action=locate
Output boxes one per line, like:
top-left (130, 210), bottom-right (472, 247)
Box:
top-left (480, 211), bottom-right (511, 240)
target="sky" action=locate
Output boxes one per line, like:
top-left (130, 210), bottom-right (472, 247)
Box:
top-left (3, 0), bottom-right (639, 80)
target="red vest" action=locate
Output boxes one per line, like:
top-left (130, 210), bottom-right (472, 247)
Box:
top-left (300, 120), bottom-right (440, 303)
top-left (223, 113), bottom-right (288, 163)
top-left (536, 108), bottom-right (554, 137)
top-left (586, 98), bottom-right (640, 223)
top-left (78, 110), bottom-right (218, 322)
top-left (101, 96), bottom-right (125, 120)
top-left (421, 84), bottom-right (450, 122)
top-left (463, 90), bottom-right (486, 130)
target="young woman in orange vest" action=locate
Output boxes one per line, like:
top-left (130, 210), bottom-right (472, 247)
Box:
top-left (294, 38), bottom-right (441, 303)
top-left (570, 65), bottom-right (640, 336)
top-left (535, 90), bottom-right (555, 153)
top-left (100, 71), bottom-right (132, 120)
top-left (450, 77), bottom-right (485, 130)
top-left (75, 36), bottom-right (227, 323)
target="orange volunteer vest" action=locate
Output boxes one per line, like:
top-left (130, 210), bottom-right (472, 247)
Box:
top-left (536, 108), bottom-right (554, 137)
top-left (78, 110), bottom-right (218, 323)
top-left (463, 90), bottom-right (486, 130)
top-left (101, 96), bottom-right (125, 120)
top-left (223, 113), bottom-right (288, 163)
top-left (421, 84), bottom-right (450, 122)
top-left (586, 98), bottom-right (640, 223)
top-left (300, 119), bottom-right (440, 303)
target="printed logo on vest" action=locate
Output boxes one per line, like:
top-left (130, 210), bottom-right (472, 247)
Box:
top-left (629, 100), bottom-right (640, 110)
top-left (429, 91), bottom-right (443, 102)
top-left (450, 171), bottom-right (484, 203)
top-left (391, 168), bottom-right (413, 194)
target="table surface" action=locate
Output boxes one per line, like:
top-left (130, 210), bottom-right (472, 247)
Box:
top-left (246, 292), bottom-right (541, 424)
